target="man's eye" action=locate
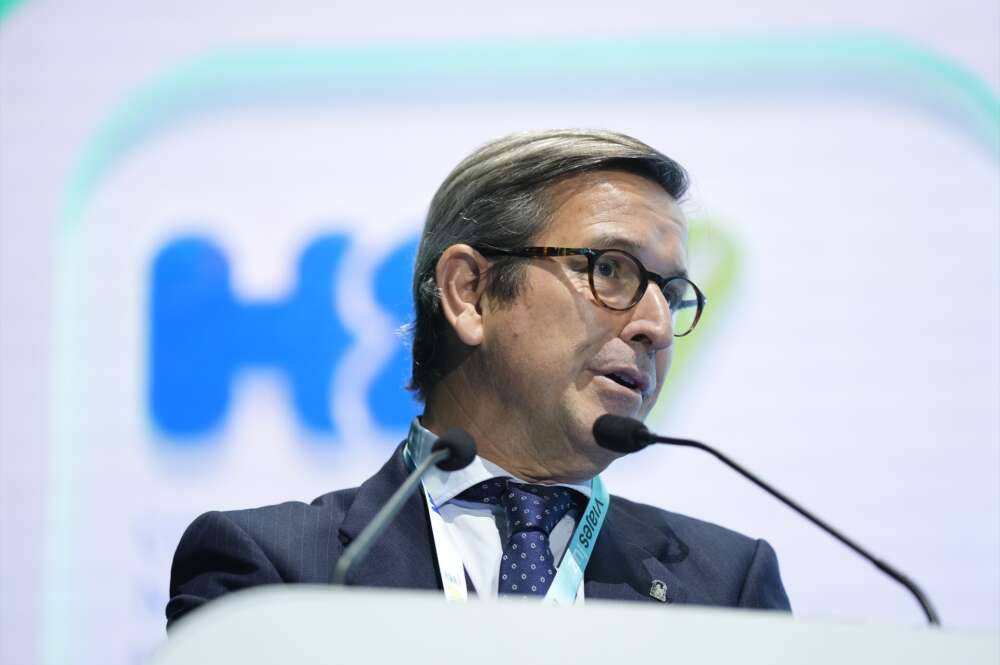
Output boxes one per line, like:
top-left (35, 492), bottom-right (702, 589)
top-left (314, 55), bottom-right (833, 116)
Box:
top-left (595, 257), bottom-right (620, 278)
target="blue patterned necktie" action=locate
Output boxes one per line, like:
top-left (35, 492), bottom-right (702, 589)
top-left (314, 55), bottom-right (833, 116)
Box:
top-left (459, 478), bottom-right (582, 597)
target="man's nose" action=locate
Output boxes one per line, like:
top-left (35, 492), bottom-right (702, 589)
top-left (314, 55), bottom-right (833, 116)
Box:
top-left (621, 284), bottom-right (673, 351)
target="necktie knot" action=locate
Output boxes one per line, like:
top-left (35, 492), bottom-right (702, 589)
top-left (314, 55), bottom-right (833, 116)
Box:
top-left (458, 479), bottom-right (581, 536)
top-left (501, 483), bottom-right (577, 536)
top-left (457, 478), bottom-right (584, 597)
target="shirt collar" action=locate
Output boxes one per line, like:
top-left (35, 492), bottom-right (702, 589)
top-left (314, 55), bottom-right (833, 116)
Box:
top-left (407, 418), bottom-right (593, 508)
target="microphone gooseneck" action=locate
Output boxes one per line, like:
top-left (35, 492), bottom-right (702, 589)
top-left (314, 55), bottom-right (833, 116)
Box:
top-left (332, 428), bottom-right (477, 586)
top-left (592, 414), bottom-right (941, 626)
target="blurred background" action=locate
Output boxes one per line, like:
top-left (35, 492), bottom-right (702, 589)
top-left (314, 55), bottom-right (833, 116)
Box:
top-left (1, 1), bottom-right (997, 663)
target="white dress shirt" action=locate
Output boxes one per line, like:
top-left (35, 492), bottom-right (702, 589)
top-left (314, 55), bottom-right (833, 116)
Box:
top-left (407, 419), bottom-right (590, 602)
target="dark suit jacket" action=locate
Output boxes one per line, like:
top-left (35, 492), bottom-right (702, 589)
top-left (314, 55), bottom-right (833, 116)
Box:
top-left (166, 445), bottom-right (790, 628)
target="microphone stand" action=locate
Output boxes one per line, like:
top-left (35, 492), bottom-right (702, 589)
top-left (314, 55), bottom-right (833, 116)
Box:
top-left (331, 447), bottom-right (450, 586)
top-left (655, 434), bottom-right (941, 625)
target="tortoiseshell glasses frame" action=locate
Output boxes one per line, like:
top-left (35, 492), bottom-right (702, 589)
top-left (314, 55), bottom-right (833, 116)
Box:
top-left (474, 246), bottom-right (706, 336)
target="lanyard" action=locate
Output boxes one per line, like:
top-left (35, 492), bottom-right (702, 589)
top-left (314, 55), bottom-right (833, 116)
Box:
top-left (404, 444), bottom-right (610, 604)
top-left (542, 474), bottom-right (608, 605)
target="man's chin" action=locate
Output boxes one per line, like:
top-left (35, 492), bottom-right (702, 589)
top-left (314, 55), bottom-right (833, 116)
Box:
top-left (592, 396), bottom-right (646, 423)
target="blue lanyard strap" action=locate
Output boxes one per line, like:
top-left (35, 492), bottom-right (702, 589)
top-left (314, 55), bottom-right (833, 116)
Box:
top-left (543, 475), bottom-right (608, 605)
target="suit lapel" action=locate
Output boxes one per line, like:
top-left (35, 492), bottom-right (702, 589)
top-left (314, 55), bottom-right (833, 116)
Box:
top-left (333, 444), bottom-right (441, 591)
top-left (585, 497), bottom-right (691, 605)
top-left (332, 453), bottom-right (690, 603)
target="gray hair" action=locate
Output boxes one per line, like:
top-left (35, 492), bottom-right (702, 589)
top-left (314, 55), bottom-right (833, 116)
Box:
top-left (408, 128), bottom-right (689, 401)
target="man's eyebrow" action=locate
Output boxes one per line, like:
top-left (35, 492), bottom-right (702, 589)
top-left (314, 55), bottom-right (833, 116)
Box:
top-left (588, 232), bottom-right (688, 278)
top-left (588, 233), bottom-right (643, 254)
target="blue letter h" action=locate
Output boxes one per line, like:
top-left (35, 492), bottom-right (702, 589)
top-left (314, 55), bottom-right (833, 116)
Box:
top-left (149, 235), bottom-right (353, 439)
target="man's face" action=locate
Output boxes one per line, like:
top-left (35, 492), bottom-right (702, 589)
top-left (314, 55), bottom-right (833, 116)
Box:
top-left (478, 170), bottom-right (688, 480)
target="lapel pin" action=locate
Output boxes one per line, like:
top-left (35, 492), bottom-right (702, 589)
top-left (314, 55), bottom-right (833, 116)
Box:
top-left (649, 579), bottom-right (669, 603)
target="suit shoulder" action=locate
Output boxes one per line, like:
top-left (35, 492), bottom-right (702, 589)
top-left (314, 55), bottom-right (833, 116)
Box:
top-left (168, 485), bottom-right (364, 628)
top-left (609, 494), bottom-right (758, 555)
top-left (213, 485), bottom-right (360, 543)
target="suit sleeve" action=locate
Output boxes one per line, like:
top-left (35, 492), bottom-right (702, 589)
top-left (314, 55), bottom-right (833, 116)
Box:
top-left (736, 539), bottom-right (792, 610)
top-left (166, 511), bottom-right (283, 630)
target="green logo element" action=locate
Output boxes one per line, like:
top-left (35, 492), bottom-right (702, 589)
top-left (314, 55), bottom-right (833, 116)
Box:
top-left (651, 220), bottom-right (740, 423)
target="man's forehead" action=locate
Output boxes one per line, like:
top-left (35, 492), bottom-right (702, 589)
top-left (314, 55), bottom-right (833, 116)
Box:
top-left (542, 171), bottom-right (688, 256)
top-left (545, 170), bottom-right (686, 225)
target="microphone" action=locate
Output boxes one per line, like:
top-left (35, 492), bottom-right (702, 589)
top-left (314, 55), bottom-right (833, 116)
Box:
top-left (331, 428), bottom-right (476, 585)
top-left (593, 414), bottom-right (941, 626)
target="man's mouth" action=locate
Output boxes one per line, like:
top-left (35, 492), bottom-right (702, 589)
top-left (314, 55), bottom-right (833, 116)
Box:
top-left (605, 372), bottom-right (640, 391)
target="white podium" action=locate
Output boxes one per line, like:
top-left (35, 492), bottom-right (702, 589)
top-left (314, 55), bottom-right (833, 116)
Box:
top-left (151, 586), bottom-right (999, 664)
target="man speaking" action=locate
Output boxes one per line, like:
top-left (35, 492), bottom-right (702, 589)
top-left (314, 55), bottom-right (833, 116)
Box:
top-left (166, 129), bottom-right (790, 627)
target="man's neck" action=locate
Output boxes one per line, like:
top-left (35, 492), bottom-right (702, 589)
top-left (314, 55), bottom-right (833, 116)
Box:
top-left (422, 377), bottom-right (596, 484)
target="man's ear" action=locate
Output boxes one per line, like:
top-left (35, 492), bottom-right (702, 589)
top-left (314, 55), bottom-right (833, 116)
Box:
top-left (435, 244), bottom-right (489, 347)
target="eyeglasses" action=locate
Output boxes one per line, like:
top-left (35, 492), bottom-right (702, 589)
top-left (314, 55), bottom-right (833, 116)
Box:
top-left (475, 246), bottom-right (706, 336)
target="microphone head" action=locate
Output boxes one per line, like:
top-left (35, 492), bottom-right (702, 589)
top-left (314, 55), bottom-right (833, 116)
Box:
top-left (593, 414), bottom-right (651, 454)
top-left (432, 428), bottom-right (478, 471)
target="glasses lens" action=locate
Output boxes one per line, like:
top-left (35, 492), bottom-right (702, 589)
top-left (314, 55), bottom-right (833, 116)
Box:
top-left (664, 277), bottom-right (701, 336)
top-left (591, 250), bottom-right (643, 309)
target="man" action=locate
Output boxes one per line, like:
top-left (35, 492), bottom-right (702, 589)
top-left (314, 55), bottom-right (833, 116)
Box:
top-left (166, 129), bottom-right (790, 627)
